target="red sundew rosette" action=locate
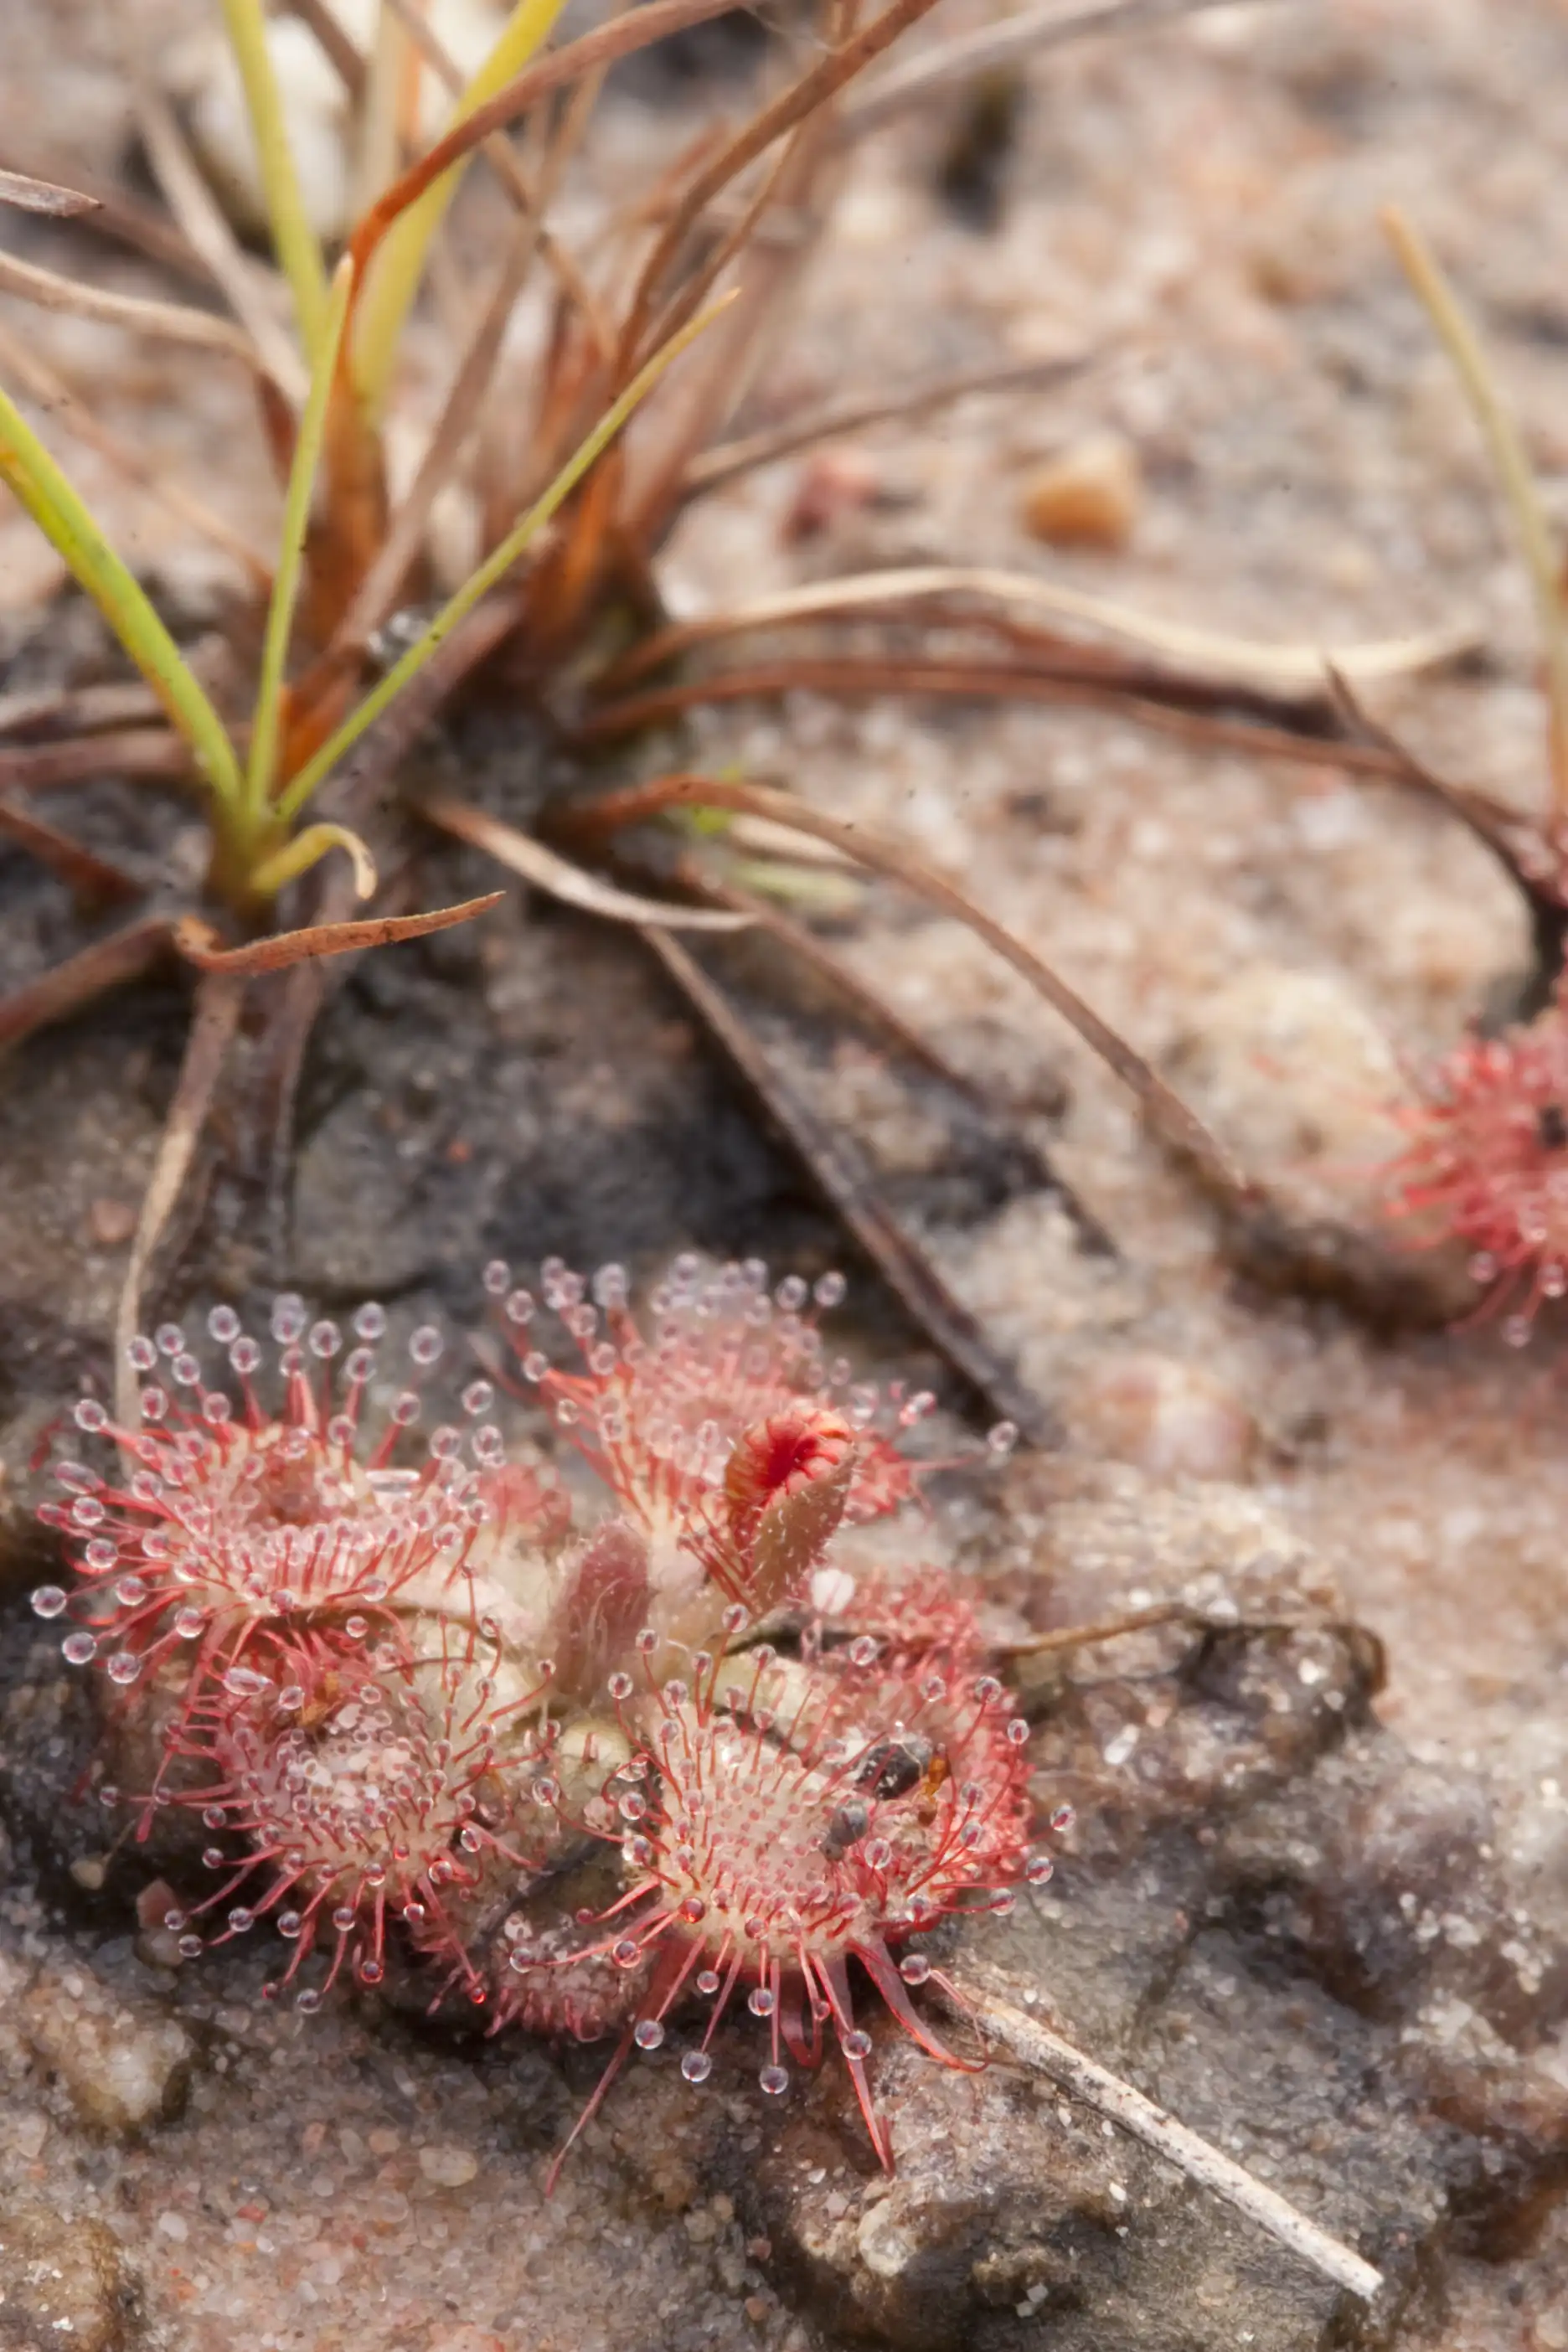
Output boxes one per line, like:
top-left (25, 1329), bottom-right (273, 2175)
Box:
top-left (147, 1619), bottom-right (558, 2010)
top-left (482, 1255), bottom-right (955, 1583)
top-left (32, 1296), bottom-right (568, 1788)
top-left (1379, 1005), bottom-right (1568, 1337)
top-left (513, 1629), bottom-right (1057, 2186)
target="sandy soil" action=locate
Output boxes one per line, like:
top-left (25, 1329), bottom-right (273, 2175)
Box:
top-left (4, 3), bottom-right (1568, 2348)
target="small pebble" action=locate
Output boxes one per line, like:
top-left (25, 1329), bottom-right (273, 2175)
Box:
top-left (1070, 1353), bottom-right (1258, 1481)
top-left (1020, 432), bottom-right (1141, 549)
top-left (418, 2143), bottom-right (480, 2189)
top-left (87, 1197), bottom-right (137, 1247)
top-left (23, 1974), bottom-right (192, 2137)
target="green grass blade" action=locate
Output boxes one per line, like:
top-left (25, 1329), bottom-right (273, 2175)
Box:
top-left (1384, 206), bottom-right (1568, 816)
top-left (246, 256), bottom-right (355, 813)
top-left (219, 0), bottom-right (331, 364)
top-left (0, 380), bottom-right (243, 807)
top-left (349, 0), bottom-right (570, 418)
top-left (277, 294), bottom-right (731, 822)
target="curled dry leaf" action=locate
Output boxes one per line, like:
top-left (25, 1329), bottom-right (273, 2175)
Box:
top-left (172, 890), bottom-right (503, 974)
top-left (0, 916), bottom-right (175, 1051)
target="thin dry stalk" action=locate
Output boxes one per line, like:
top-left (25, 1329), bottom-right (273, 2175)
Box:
top-left (683, 352), bottom-right (1098, 498)
top-left (1382, 204), bottom-right (1568, 818)
top-left (277, 0), bottom-right (369, 99)
top-left (347, 0), bottom-right (748, 281)
top-left (619, 0), bottom-right (946, 374)
top-left (0, 148), bottom-right (209, 284)
top-left (936, 1970), bottom-right (1385, 2304)
top-left (0, 249), bottom-right (263, 369)
top-left (623, 116), bottom-right (838, 542)
top-left (113, 971), bottom-right (245, 1428)
top-left (564, 771), bottom-right (1248, 1195)
top-left (379, 0), bottom-right (606, 339)
top-left (334, 213), bottom-right (543, 651)
top-left (0, 679), bottom-right (166, 742)
top-left (575, 652), bottom-right (1447, 787)
top-left (670, 856), bottom-right (1003, 1101)
top-left (642, 923), bottom-right (1051, 1438)
top-left (133, 80), bottom-right (310, 405)
top-left (997, 1602), bottom-right (1193, 1655)
top-left (418, 795), bottom-right (755, 930)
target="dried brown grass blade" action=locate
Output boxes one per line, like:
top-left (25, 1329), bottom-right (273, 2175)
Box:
top-left (642, 923), bottom-right (1052, 1440)
top-left (346, 0), bottom-right (748, 282)
top-left (569, 772), bottom-right (1248, 1196)
top-left (172, 892), bottom-right (504, 975)
top-left (619, 0), bottom-right (945, 374)
top-left (846, 0), bottom-right (1273, 137)
top-left (672, 856), bottom-right (991, 1096)
top-left (575, 653), bottom-right (1437, 787)
top-left (113, 971), bottom-right (246, 1428)
top-left (683, 353), bottom-right (1099, 498)
top-left (659, 848), bottom-right (1119, 1254)
top-left (0, 166), bottom-right (99, 219)
top-left (0, 147), bottom-right (209, 284)
top-left (419, 796), bottom-right (754, 930)
top-left (0, 249), bottom-right (263, 369)
top-left (0, 915), bottom-right (173, 1050)
top-left (1324, 666), bottom-right (1568, 1009)
top-left (0, 679), bottom-right (165, 740)
top-left (0, 317), bottom-right (272, 585)
top-left (597, 565), bottom-right (1473, 695)
top-left (133, 79), bottom-right (310, 406)
top-left (278, 0), bottom-right (369, 99)
top-left (0, 798), bottom-right (141, 903)
top-left (0, 727), bottom-right (189, 794)
top-left (622, 118), bottom-right (833, 544)
top-left (333, 209), bottom-right (542, 651)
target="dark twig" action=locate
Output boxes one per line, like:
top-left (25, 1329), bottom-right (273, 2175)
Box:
top-left (642, 925), bottom-right (1054, 1442)
top-left (1325, 666), bottom-right (1568, 1008)
top-left (0, 728), bottom-right (190, 794)
top-left (665, 853), bottom-right (1119, 1255)
top-left (0, 916), bottom-right (175, 1050)
top-left (0, 798), bottom-right (142, 905)
top-left (564, 771), bottom-right (1252, 1199)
